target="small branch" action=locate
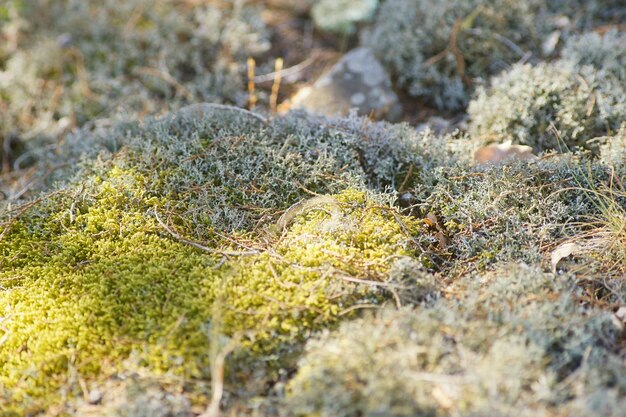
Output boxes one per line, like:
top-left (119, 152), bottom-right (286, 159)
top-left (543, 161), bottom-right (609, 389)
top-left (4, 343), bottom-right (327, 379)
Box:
top-left (134, 66), bottom-right (194, 101)
top-left (423, 18), bottom-right (471, 86)
top-left (200, 337), bottom-right (240, 417)
top-left (270, 58), bottom-right (284, 113)
top-left (247, 57), bottom-right (257, 110)
top-left (398, 164), bottom-right (415, 193)
top-left (253, 51), bottom-right (319, 83)
top-left (180, 103), bottom-right (267, 124)
top-left (153, 208), bottom-right (259, 256)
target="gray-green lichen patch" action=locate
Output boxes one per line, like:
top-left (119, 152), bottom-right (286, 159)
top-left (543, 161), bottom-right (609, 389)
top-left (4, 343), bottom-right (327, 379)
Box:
top-left (362, 0), bottom-right (624, 111)
top-left (312, 0), bottom-right (379, 35)
top-left (286, 264), bottom-right (625, 417)
top-left (362, 0), bottom-right (543, 110)
top-left (468, 29), bottom-right (625, 152)
top-left (0, 0), bottom-right (269, 143)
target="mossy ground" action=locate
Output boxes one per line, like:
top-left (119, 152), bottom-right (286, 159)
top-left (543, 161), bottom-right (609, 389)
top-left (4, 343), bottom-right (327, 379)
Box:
top-left (1, 1), bottom-right (625, 416)
top-left (0, 121), bottom-right (427, 414)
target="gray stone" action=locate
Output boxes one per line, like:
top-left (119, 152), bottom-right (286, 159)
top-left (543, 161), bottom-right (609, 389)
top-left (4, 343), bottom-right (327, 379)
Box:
top-left (290, 47), bottom-right (401, 120)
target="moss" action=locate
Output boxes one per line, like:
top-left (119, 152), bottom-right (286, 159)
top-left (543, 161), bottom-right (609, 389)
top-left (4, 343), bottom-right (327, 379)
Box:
top-left (0, 90), bottom-right (622, 416)
top-left (221, 189), bottom-right (425, 352)
top-left (0, 149), bottom-right (424, 415)
top-left (0, 170), bottom-right (217, 414)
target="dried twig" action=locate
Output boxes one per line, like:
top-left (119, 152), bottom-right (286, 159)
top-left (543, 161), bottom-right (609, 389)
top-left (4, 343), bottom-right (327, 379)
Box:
top-left (270, 58), bottom-right (284, 113)
top-left (179, 103), bottom-right (267, 124)
top-left (153, 208), bottom-right (259, 256)
top-left (423, 18), bottom-right (470, 86)
top-left (247, 57), bottom-right (257, 110)
top-left (254, 51), bottom-right (319, 83)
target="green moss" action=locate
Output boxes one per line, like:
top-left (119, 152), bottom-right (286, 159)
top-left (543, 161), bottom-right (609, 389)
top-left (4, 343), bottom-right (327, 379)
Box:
top-left (0, 169), bottom-right (217, 413)
top-left (0, 161), bottom-right (423, 414)
top-left (222, 189), bottom-right (424, 352)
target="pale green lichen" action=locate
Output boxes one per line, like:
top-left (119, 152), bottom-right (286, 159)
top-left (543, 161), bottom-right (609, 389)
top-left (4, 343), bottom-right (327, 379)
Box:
top-left (286, 264), bottom-right (625, 417)
top-left (362, 0), bottom-right (544, 110)
top-left (311, 0), bottom-right (379, 35)
top-left (0, 0), bottom-right (269, 142)
top-left (468, 63), bottom-right (620, 152)
top-left (468, 29), bottom-right (625, 152)
top-left (560, 30), bottom-right (626, 81)
top-left (362, 0), bottom-right (624, 111)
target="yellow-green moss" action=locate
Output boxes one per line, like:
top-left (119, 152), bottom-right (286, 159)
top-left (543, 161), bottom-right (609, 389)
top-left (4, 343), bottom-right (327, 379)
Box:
top-left (0, 169), bottom-right (218, 414)
top-left (222, 189), bottom-right (424, 350)
top-left (0, 173), bottom-right (423, 414)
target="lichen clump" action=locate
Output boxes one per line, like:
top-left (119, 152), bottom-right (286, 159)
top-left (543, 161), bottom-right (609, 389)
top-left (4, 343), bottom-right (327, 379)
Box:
top-left (287, 264), bottom-right (625, 417)
top-left (312, 0), bottom-right (379, 35)
top-left (363, 0), bottom-right (543, 110)
top-left (0, 0), bottom-right (269, 142)
top-left (468, 63), bottom-right (597, 151)
top-left (468, 30), bottom-right (625, 152)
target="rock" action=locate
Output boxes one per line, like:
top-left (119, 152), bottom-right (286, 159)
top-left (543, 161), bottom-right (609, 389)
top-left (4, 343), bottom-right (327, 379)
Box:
top-left (474, 141), bottom-right (537, 166)
top-left (312, 0), bottom-right (379, 34)
top-left (289, 47), bottom-right (401, 120)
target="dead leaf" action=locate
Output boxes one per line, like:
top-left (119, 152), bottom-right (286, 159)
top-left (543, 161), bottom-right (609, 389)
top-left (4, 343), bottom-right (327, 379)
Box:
top-left (474, 141), bottom-right (536, 165)
top-left (424, 212), bottom-right (439, 228)
top-left (550, 242), bottom-right (582, 274)
top-left (423, 213), bottom-right (448, 248)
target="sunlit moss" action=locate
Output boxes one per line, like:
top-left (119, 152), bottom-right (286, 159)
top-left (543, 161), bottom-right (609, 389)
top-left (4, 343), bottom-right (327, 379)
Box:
top-left (0, 162), bottom-right (423, 414)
